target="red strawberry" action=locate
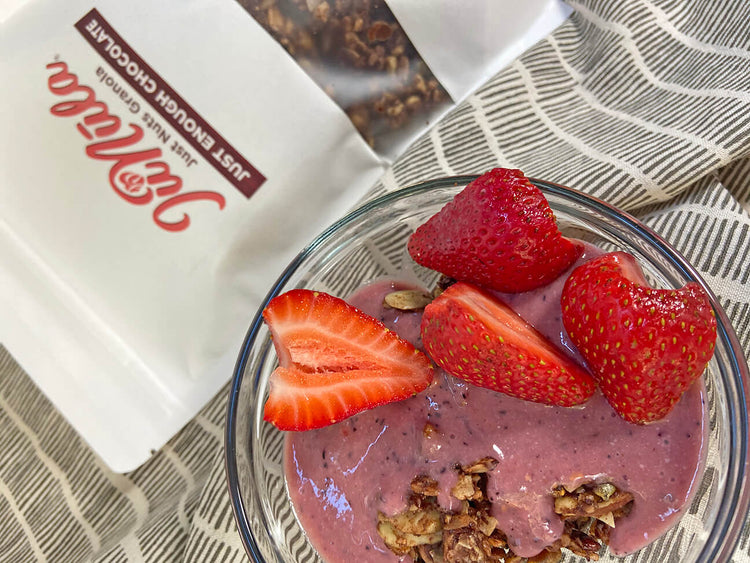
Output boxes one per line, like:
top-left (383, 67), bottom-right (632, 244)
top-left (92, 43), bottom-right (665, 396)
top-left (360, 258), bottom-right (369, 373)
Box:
top-left (262, 289), bottom-right (434, 431)
top-left (408, 168), bottom-right (582, 293)
top-left (561, 252), bottom-right (717, 424)
top-left (421, 282), bottom-right (596, 406)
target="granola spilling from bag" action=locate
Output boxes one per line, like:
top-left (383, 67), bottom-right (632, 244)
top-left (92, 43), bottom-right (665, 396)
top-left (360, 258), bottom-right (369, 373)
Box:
top-left (377, 447), bottom-right (634, 562)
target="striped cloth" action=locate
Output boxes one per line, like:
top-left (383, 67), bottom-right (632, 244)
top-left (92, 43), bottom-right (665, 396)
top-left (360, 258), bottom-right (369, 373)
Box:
top-left (1, 0), bottom-right (749, 561)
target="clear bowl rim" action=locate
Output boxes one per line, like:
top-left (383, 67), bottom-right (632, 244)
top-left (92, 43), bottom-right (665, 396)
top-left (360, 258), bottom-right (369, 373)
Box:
top-left (225, 174), bottom-right (750, 563)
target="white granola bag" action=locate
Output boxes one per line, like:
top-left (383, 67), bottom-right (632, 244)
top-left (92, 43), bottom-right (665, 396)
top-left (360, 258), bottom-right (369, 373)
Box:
top-left (0, 0), bottom-right (569, 470)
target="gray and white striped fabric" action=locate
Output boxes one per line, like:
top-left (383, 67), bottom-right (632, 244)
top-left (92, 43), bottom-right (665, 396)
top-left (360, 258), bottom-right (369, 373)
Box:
top-left (1, 0), bottom-right (748, 561)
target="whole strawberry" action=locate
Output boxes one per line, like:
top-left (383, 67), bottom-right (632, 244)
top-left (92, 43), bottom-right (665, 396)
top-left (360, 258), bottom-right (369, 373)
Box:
top-left (421, 282), bottom-right (596, 406)
top-left (408, 168), bottom-right (582, 293)
top-left (561, 252), bottom-right (717, 424)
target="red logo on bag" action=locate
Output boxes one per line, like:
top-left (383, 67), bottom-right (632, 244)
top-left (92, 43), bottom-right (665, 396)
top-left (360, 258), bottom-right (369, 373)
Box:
top-left (46, 61), bottom-right (226, 232)
top-left (120, 172), bottom-right (146, 194)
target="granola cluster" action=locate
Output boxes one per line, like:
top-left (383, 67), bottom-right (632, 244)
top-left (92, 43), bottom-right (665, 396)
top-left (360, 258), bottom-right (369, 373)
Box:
top-left (377, 453), bottom-right (633, 563)
top-left (236, 0), bottom-right (450, 150)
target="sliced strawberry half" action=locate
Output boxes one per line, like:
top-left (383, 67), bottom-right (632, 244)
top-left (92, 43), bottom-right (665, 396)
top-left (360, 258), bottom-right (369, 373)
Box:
top-left (421, 282), bottom-right (596, 406)
top-left (561, 252), bottom-right (717, 424)
top-left (408, 168), bottom-right (582, 293)
top-left (262, 289), bottom-right (434, 431)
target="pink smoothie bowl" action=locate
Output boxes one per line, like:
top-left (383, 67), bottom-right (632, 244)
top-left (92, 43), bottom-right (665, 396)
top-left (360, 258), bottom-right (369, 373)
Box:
top-left (225, 175), bottom-right (750, 563)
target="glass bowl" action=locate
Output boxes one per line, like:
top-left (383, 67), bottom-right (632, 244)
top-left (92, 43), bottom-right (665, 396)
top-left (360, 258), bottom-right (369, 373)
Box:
top-left (225, 175), bottom-right (750, 563)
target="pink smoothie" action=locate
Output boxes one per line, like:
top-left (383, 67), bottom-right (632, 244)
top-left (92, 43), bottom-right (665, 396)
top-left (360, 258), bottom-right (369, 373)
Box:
top-left (284, 256), bottom-right (707, 561)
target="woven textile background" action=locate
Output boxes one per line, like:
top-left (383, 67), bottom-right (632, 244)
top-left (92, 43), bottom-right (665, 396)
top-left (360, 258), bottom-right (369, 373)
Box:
top-left (0, 0), bottom-right (748, 561)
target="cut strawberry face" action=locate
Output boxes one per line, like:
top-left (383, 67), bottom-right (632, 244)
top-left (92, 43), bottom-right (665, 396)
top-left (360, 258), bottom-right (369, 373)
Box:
top-left (262, 289), bottom-right (434, 431)
top-left (421, 282), bottom-right (596, 407)
top-left (408, 168), bottom-right (582, 293)
top-left (561, 252), bottom-right (717, 424)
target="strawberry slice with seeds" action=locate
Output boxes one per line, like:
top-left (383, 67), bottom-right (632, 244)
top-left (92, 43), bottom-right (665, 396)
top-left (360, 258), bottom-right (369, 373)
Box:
top-left (262, 289), bottom-right (434, 431)
top-left (421, 282), bottom-right (596, 406)
top-left (561, 252), bottom-right (717, 424)
top-left (408, 168), bottom-right (582, 293)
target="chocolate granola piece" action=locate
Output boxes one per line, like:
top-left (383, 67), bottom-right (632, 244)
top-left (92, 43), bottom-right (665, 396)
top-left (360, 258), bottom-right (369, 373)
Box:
top-left (416, 543), bottom-right (444, 563)
top-left (377, 466), bottom-right (634, 563)
top-left (411, 475), bottom-right (440, 497)
top-left (378, 467), bottom-right (507, 562)
top-left (442, 524), bottom-right (505, 563)
top-left (451, 472), bottom-right (483, 501)
top-left (554, 483), bottom-right (634, 520)
top-left (560, 522), bottom-right (604, 561)
top-left (431, 275), bottom-right (456, 299)
top-left (442, 503), bottom-right (507, 562)
top-left (552, 482), bottom-right (635, 561)
top-left (377, 497), bottom-right (443, 557)
top-left (461, 457), bottom-right (499, 474)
